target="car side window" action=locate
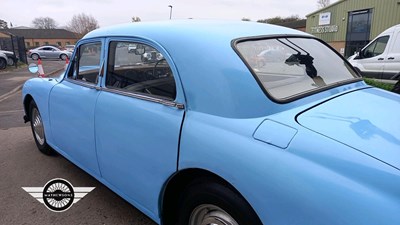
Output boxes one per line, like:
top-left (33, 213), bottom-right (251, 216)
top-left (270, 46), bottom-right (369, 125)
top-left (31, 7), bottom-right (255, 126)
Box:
top-left (106, 41), bottom-right (176, 100)
top-left (68, 42), bottom-right (102, 84)
top-left (362, 36), bottom-right (389, 58)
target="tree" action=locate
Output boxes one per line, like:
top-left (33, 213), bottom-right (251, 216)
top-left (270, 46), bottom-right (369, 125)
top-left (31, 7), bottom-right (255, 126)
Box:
top-left (132, 16), bottom-right (141, 22)
top-left (0, 19), bottom-right (8, 29)
top-left (32, 17), bottom-right (58, 29)
top-left (257, 15), bottom-right (301, 24)
top-left (67, 13), bottom-right (99, 38)
top-left (241, 17), bottom-right (251, 21)
top-left (317, 0), bottom-right (331, 9)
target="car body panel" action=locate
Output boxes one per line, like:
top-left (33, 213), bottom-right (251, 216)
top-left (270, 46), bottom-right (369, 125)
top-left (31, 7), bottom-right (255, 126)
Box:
top-left (95, 90), bottom-right (184, 216)
top-left (178, 108), bottom-right (400, 225)
top-left (21, 21), bottom-right (400, 225)
top-left (48, 80), bottom-right (102, 176)
top-left (297, 87), bottom-right (400, 169)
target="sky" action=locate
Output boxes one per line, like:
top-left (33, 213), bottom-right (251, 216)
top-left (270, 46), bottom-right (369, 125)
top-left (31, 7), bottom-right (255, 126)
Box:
top-left (1, 0), bottom-right (339, 28)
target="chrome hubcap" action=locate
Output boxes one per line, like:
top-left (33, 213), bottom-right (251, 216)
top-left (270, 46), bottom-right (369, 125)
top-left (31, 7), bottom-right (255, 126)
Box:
top-left (189, 204), bottom-right (239, 225)
top-left (32, 108), bottom-right (45, 145)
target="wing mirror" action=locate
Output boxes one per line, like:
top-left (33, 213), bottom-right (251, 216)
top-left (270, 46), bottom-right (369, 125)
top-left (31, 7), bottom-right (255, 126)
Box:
top-left (28, 63), bottom-right (39, 74)
top-left (354, 51), bottom-right (362, 60)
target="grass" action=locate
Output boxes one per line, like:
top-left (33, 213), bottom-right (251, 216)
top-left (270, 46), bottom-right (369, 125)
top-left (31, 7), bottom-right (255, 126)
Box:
top-left (363, 78), bottom-right (395, 91)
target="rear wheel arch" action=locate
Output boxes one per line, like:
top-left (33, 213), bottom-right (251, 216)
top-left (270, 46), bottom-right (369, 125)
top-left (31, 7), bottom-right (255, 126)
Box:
top-left (160, 168), bottom-right (261, 225)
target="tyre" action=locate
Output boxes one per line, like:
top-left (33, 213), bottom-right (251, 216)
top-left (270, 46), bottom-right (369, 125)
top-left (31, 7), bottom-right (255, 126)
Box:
top-left (7, 57), bottom-right (14, 66)
top-left (29, 100), bottom-right (55, 155)
top-left (177, 179), bottom-right (262, 225)
top-left (0, 58), bottom-right (6, 69)
top-left (31, 54), bottom-right (39, 60)
top-left (60, 54), bottom-right (67, 60)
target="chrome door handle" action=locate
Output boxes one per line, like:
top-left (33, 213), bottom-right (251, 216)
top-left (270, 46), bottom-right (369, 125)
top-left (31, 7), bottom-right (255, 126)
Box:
top-left (388, 57), bottom-right (395, 60)
top-left (378, 58), bottom-right (384, 60)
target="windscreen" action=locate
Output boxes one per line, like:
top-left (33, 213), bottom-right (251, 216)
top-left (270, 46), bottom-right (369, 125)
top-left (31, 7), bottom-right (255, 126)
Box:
top-left (236, 37), bottom-right (359, 101)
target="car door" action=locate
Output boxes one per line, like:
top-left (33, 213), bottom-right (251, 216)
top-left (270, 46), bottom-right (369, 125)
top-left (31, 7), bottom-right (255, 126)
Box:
top-left (40, 47), bottom-right (53, 59)
top-left (382, 29), bottom-right (400, 79)
top-left (356, 36), bottom-right (390, 79)
top-left (95, 39), bottom-right (185, 215)
top-left (48, 47), bottom-right (60, 59)
top-left (48, 39), bottom-right (104, 176)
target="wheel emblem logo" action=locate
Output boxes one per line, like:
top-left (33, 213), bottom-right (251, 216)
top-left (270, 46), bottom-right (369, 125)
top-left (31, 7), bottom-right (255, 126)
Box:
top-left (22, 178), bottom-right (95, 212)
top-left (42, 179), bottom-right (75, 212)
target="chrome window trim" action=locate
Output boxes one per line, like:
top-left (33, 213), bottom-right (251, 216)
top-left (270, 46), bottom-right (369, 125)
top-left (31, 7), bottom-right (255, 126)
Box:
top-left (65, 79), bottom-right (101, 90)
top-left (102, 87), bottom-right (184, 109)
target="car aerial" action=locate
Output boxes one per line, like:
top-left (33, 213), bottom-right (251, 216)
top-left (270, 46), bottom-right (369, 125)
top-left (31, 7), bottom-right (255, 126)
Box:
top-left (22, 21), bottom-right (400, 225)
top-left (0, 50), bottom-right (18, 66)
top-left (27, 45), bottom-right (72, 60)
top-left (65, 44), bottom-right (75, 52)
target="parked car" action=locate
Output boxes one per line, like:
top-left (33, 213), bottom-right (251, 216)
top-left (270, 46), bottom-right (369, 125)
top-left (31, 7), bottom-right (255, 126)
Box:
top-left (0, 50), bottom-right (18, 66)
top-left (348, 24), bottom-right (400, 80)
top-left (65, 45), bottom-right (75, 53)
top-left (0, 51), bottom-right (7, 69)
top-left (27, 46), bottom-right (72, 60)
top-left (22, 21), bottom-right (400, 225)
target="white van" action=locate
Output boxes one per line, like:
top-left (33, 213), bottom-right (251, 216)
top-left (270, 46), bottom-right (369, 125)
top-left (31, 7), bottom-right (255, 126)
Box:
top-left (348, 24), bottom-right (400, 80)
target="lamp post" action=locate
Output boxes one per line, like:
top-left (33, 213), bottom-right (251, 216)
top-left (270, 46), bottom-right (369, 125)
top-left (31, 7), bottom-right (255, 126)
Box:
top-left (168, 5), bottom-right (173, 20)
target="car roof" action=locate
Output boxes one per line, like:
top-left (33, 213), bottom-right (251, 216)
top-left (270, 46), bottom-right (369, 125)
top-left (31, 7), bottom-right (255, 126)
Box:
top-left (84, 20), bottom-right (307, 42)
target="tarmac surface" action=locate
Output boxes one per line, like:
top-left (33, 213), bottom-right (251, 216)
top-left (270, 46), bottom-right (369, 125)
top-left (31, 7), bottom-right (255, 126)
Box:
top-left (0, 59), bottom-right (156, 225)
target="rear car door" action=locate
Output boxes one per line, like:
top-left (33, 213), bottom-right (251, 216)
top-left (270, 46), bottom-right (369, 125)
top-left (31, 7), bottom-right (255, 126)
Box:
top-left (95, 39), bottom-right (185, 216)
top-left (49, 39), bottom-right (104, 176)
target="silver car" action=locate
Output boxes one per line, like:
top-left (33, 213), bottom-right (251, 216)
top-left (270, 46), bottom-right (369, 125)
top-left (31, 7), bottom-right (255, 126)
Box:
top-left (28, 46), bottom-right (72, 60)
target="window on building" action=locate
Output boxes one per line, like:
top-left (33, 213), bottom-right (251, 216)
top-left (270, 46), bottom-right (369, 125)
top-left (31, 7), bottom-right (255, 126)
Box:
top-left (35, 42), bottom-right (40, 47)
top-left (44, 42), bottom-right (49, 45)
top-left (345, 9), bottom-right (373, 57)
top-left (66, 42), bottom-right (70, 45)
top-left (26, 42), bottom-right (30, 48)
top-left (57, 42), bottom-right (62, 47)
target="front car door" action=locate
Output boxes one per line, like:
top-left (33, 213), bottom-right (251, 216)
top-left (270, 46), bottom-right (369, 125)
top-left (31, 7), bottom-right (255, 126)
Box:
top-left (48, 39), bottom-right (104, 176)
top-left (95, 39), bottom-right (185, 219)
top-left (383, 29), bottom-right (400, 79)
top-left (356, 36), bottom-right (390, 79)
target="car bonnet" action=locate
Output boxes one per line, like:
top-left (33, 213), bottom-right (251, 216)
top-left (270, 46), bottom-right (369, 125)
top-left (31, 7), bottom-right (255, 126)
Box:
top-left (297, 87), bottom-right (400, 170)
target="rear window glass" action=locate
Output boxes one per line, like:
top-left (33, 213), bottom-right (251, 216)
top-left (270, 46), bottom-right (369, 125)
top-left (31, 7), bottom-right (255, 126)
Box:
top-left (235, 37), bottom-right (359, 101)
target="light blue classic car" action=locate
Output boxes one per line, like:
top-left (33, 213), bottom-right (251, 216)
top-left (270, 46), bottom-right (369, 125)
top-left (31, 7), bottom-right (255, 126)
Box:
top-left (22, 21), bottom-right (400, 225)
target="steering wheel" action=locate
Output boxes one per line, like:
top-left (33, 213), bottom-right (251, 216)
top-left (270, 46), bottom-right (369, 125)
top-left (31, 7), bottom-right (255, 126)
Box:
top-left (153, 58), bottom-right (168, 78)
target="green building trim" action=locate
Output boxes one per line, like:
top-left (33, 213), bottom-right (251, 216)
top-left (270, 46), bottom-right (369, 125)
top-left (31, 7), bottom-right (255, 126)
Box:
top-left (306, 0), bottom-right (400, 42)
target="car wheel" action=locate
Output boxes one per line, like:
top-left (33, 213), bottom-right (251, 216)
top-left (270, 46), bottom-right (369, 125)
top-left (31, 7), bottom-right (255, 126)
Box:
top-left (0, 58), bottom-right (6, 69)
top-left (7, 57), bottom-right (14, 66)
top-left (177, 179), bottom-right (262, 225)
top-left (31, 54), bottom-right (39, 60)
top-left (60, 54), bottom-right (68, 60)
top-left (29, 100), bottom-right (55, 155)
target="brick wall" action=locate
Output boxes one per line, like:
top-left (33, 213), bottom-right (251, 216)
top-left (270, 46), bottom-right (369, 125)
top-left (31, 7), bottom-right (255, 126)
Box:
top-left (25, 38), bottom-right (79, 49)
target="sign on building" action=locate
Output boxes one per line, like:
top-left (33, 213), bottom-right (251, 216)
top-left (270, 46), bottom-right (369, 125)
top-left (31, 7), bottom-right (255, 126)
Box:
top-left (319, 12), bottom-right (331, 25)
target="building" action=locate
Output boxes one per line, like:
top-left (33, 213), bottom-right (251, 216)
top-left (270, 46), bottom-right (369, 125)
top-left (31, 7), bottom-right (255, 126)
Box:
top-left (276, 19), bottom-right (307, 32)
top-left (1, 28), bottom-right (79, 49)
top-left (306, 0), bottom-right (400, 57)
